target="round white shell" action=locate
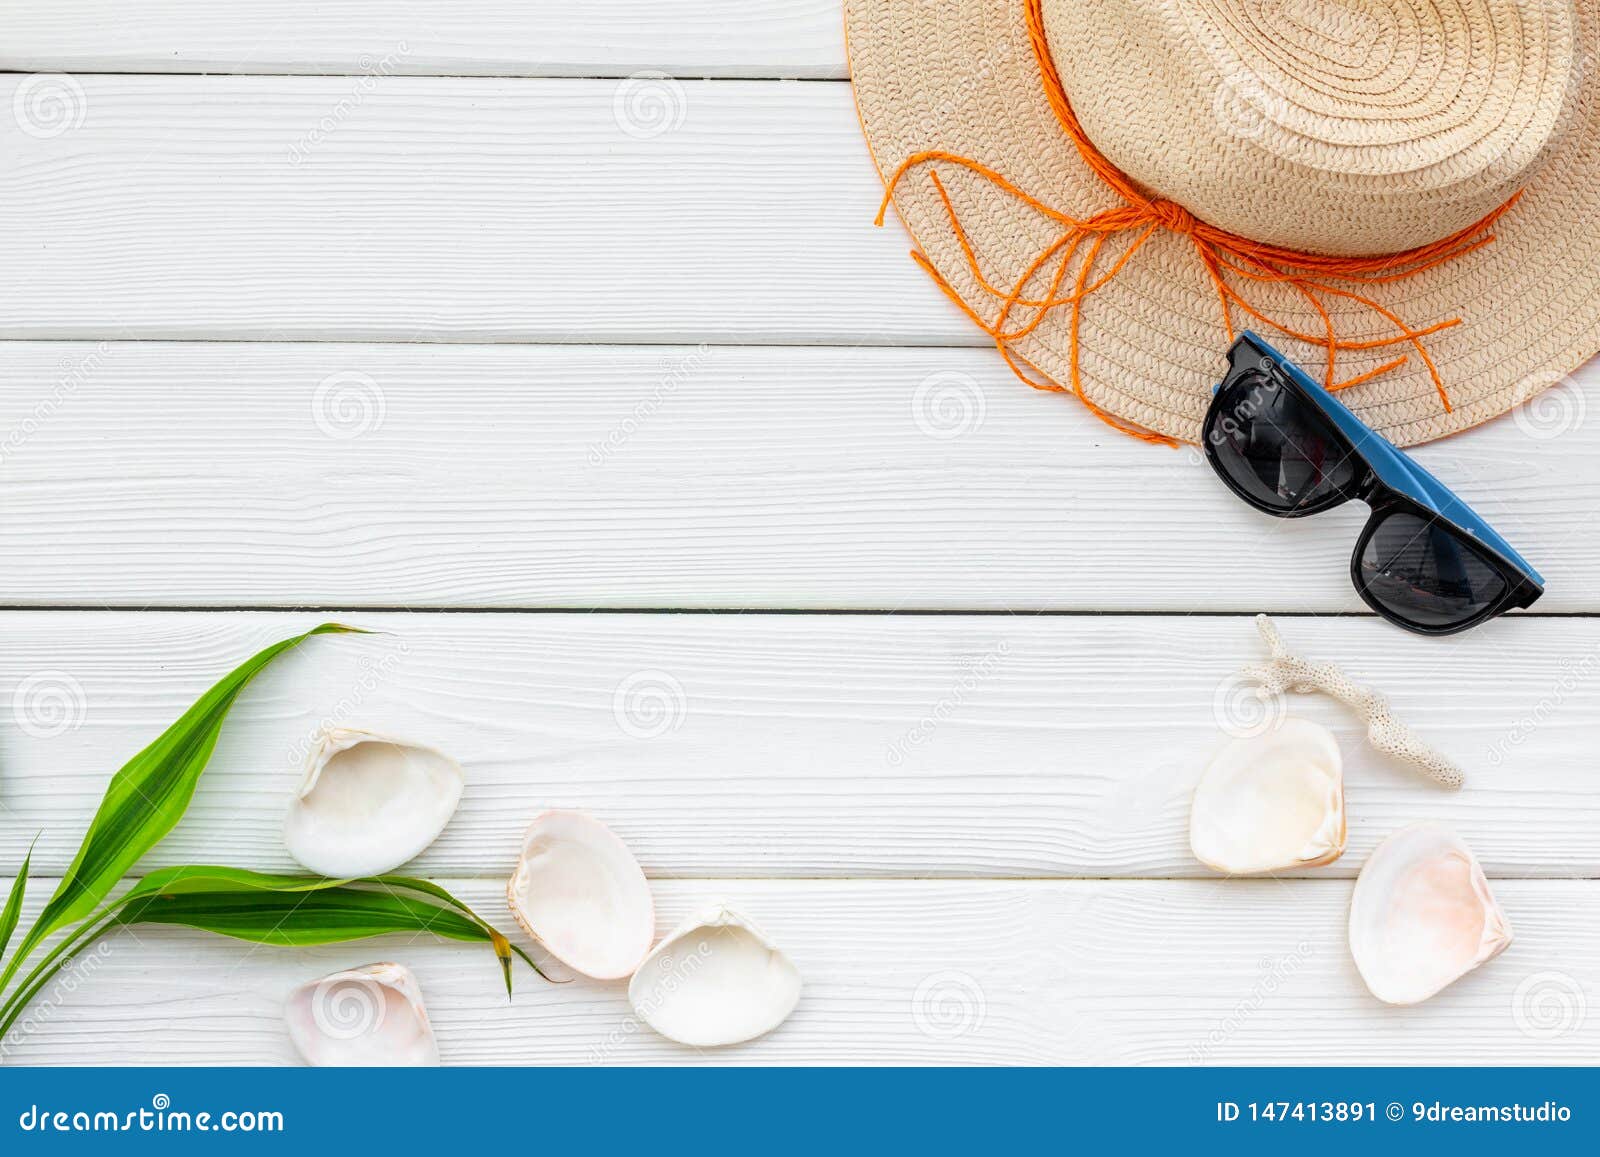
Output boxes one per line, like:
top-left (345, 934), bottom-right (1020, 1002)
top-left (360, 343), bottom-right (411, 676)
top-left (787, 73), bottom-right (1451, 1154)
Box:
top-left (284, 728), bottom-right (464, 878)
top-left (1350, 822), bottom-right (1512, 1005)
top-left (506, 810), bottom-right (654, 980)
top-left (1190, 718), bottom-right (1346, 875)
top-left (285, 962), bottom-right (439, 1067)
top-left (628, 903), bottom-right (802, 1047)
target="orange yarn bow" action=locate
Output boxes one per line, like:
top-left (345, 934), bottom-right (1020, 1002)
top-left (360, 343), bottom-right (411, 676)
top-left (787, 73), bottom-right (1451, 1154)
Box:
top-left (874, 0), bottom-right (1522, 446)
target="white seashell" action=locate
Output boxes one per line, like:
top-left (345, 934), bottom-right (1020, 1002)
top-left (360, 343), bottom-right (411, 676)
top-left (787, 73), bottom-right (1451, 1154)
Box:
top-left (284, 728), bottom-right (464, 878)
top-left (1190, 717), bottom-right (1346, 875)
top-left (628, 903), bottom-right (802, 1047)
top-left (285, 962), bottom-right (439, 1066)
top-left (1350, 823), bottom-right (1512, 1005)
top-left (506, 810), bottom-right (654, 979)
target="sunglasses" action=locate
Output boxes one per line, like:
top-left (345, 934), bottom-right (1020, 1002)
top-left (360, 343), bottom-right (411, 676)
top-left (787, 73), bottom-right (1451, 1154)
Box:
top-left (1202, 333), bottom-right (1544, 635)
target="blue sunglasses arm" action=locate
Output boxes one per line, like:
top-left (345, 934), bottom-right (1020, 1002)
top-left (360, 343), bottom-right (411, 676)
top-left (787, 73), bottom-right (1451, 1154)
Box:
top-left (1237, 332), bottom-right (1544, 585)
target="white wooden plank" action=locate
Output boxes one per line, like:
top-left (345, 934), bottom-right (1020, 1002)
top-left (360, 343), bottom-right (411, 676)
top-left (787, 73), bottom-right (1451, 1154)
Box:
top-left (0, 1), bottom-right (846, 79)
top-left (3, 878), bottom-right (1595, 1065)
top-left (2, 341), bottom-right (1591, 610)
top-left (0, 75), bottom-right (964, 344)
top-left (1, 612), bottom-right (1596, 879)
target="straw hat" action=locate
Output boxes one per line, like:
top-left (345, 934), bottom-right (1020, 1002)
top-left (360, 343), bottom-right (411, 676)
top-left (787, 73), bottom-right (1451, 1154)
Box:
top-left (846, 0), bottom-right (1598, 446)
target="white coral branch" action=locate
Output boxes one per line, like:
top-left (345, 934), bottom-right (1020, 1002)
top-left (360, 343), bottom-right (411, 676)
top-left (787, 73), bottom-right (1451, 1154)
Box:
top-left (1241, 615), bottom-right (1463, 790)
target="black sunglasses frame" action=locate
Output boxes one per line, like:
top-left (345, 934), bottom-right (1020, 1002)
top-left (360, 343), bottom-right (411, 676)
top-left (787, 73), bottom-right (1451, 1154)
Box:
top-left (1202, 339), bottom-right (1544, 636)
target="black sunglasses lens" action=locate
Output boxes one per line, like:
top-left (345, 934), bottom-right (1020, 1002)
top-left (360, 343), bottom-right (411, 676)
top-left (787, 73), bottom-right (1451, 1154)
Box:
top-left (1358, 510), bottom-right (1509, 630)
top-left (1206, 375), bottom-right (1362, 513)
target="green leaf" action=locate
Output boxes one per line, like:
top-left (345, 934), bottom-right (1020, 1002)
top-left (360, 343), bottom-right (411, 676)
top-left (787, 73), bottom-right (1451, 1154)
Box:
top-left (122, 869), bottom-right (541, 979)
top-left (0, 624), bottom-right (360, 997)
top-left (0, 871), bottom-right (541, 1040)
top-left (0, 870), bottom-right (544, 1043)
top-left (122, 864), bottom-right (345, 901)
top-left (120, 887), bottom-right (489, 946)
top-left (0, 836), bottom-right (38, 964)
top-left (115, 872), bottom-right (535, 984)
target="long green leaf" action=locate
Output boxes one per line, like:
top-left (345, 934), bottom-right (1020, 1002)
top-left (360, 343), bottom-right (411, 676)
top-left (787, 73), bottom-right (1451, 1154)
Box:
top-left (128, 869), bottom-right (540, 981)
top-left (116, 873), bottom-right (526, 985)
top-left (0, 624), bottom-right (360, 996)
top-left (2, 868), bottom-right (335, 1031)
top-left (119, 871), bottom-right (528, 966)
top-left (123, 864), bottom-right (346, 901)
top-left (0, 836), bottom-right (38, 965)
top-left (0, 872), bottom-right (536, 1041)
top-left (121, 888), bottom-right (489, 945)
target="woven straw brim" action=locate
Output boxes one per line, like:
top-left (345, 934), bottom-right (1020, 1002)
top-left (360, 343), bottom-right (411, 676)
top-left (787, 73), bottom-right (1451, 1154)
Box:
top-left (846, 0), bottom-right (1600, 446)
